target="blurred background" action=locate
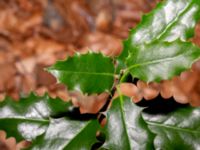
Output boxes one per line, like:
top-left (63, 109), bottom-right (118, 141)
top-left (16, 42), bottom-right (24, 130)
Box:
top-left (0, 0), bottom-right (200, 149)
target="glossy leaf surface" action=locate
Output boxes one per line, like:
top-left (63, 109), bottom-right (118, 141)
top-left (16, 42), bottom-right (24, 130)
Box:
top-left (48, 52), bottom-right (115, 94)
top-left (29, 119), bottom-right (99, 150)
top-left (116, 40), bottom-right (129, 73)
top-left (0, 94), bottom-right (100, 150)
top-left (143, 106), bottom-right (200, 150)
top-left (126, 40), bottom-right (200, 82)
top-left (117, 0), bottom-right (200, 72)
top-left (101, 96), bottom-right (154, 150)
top-left (0, 94), bottom-right (71, 142)
top-left (130, 0), bottom-right (200, 45)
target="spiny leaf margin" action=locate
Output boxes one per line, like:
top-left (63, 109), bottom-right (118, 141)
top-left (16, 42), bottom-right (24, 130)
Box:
top-left (47, 52), bottom-right (115, 94)
top-left (101, 96), bottom-right (155, 150)
top-left (143, 105), bottom-right (200, 149)
top-left (117, 0), bottom-right (200, 73)
top-left (126, 40), bottom-right (200, 82)
top-left (0, 93), bottom-right (71, 142)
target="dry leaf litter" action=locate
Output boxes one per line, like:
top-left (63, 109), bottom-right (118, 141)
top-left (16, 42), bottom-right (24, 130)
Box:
top-left (0, 0), bottom-right (200, 149)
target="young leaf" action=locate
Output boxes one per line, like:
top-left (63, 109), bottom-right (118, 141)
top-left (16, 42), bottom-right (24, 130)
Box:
top-left (28, 119), bottom-right (99, 150)
top-left (0, 93), bottom-right (71, 142)
top-left (126, 40), bottom-right (200, 82)
top-left (117, 0), bottom-right (200, 72)
top-left (143, 106), bottom-right (200, 150)
top-left (101, 96), bottom-right (155, 150)
top-left (48, 52), bottom-right (115, 94)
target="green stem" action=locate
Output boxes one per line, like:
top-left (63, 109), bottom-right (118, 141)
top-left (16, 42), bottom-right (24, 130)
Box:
top-left (100, 69), bottom-right (129, 112)
top-left (119, 69), bottom-right (129, 83)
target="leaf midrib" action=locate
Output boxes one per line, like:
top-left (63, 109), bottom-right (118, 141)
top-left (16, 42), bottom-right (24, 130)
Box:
top-left (60, 121), bottom-right (93, 150)
top-left (127, 49), bottom-right (200, 71)
top-left (49, 69), bottom-right (114, 77)
top-left (132, 0), bottom-right (192, 45)
top-left (127, 54), bottom-right (183, 71)
top-left (0, 117), bottom-right (49, 123)
top-left (119, 95), bottom-right (132, 150)
top-left (146, 120), bottom-right (200, 134)
top-left (157, 1), bottom-right (193, 40)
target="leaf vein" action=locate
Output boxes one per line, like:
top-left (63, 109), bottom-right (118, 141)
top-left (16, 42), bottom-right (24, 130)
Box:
top-left (146, 121), bottom-right (200, 134)
top-left (0, 117), bottom-right (49, 123)
top-left (127, 56), bottom-right (180, 70)
top-left (157, 2), bottom-right (192, 40)
top-left (49, 70), bottom-right (114, 77)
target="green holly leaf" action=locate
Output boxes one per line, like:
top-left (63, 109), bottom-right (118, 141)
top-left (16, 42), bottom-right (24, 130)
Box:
top-left (0, 94), bottom-right (100, 150)
top-left (130, 0), bottom-right (200, 45)
top-left (0, 93), bottom-right (71, 142)
top-left (28, 119), bottom-right (99, 150)
top-left (126, 40), bottom-right (200, 82)
top-left (48, 52), bottom-right (115, 94)
top-left (117, 0), bottom-right (200, 73)
top-left (101, 94), bottom-right (200, 150)
top-left (116, 40), bottom-right (129, 73)
top-left (101, 96), bottom-right (155, 150)
top-left (143, 106), bottom-right (200, 150)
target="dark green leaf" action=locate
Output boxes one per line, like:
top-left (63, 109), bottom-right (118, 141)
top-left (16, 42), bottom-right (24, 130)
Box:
top-left (28, 119), bottom-right (99, 150)
top-left (48, 52), bottom-right (115, 94)
top-left (0, 94), bottom-right (100, 150)
top-left (130, 0), bottom-right (200, 45)
top-left (117, 0), bottom-right (200, 71)
top-left (0, 93), bottom-right (71, 142)
top-left (116, 40), bottom-right (129, 73)
top-left (126, 40), bottom-right (200, 82)
top-left (101, 96), bottom-right (154, 150)
top-left (143, 106), bottom-right (200, 150)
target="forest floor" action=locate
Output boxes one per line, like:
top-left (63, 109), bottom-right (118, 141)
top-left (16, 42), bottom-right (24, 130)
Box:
top-left (0, 0), bottom-right (200, 149)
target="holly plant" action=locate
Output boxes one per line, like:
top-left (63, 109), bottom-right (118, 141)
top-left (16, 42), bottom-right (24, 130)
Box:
top-left (1, 0), bottom-right (200, 149)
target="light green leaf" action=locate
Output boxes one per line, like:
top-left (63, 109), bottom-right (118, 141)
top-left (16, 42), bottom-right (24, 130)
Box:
top-left (101, 96), bottom-right (154, 150)
top-left (48, 52), bottom-right (115, 94)
top-left (28, 119), bottom-right (99, 150)
top-left (0, 93), bottom-right (71, 142)
top-left (143, 106), bottom-right (200, 150)
top-left (126, 40), bottom-right (200, 82)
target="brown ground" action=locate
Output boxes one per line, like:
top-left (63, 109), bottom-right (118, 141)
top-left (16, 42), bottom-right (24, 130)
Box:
top-left (0, 0), bottom-right (200, 149)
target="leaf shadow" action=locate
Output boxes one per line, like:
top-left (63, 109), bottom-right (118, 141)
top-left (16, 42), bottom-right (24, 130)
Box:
top-left (136, 94), bottom-right (189, 114)
top-left (51, 106), bottom-right (98, 121)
